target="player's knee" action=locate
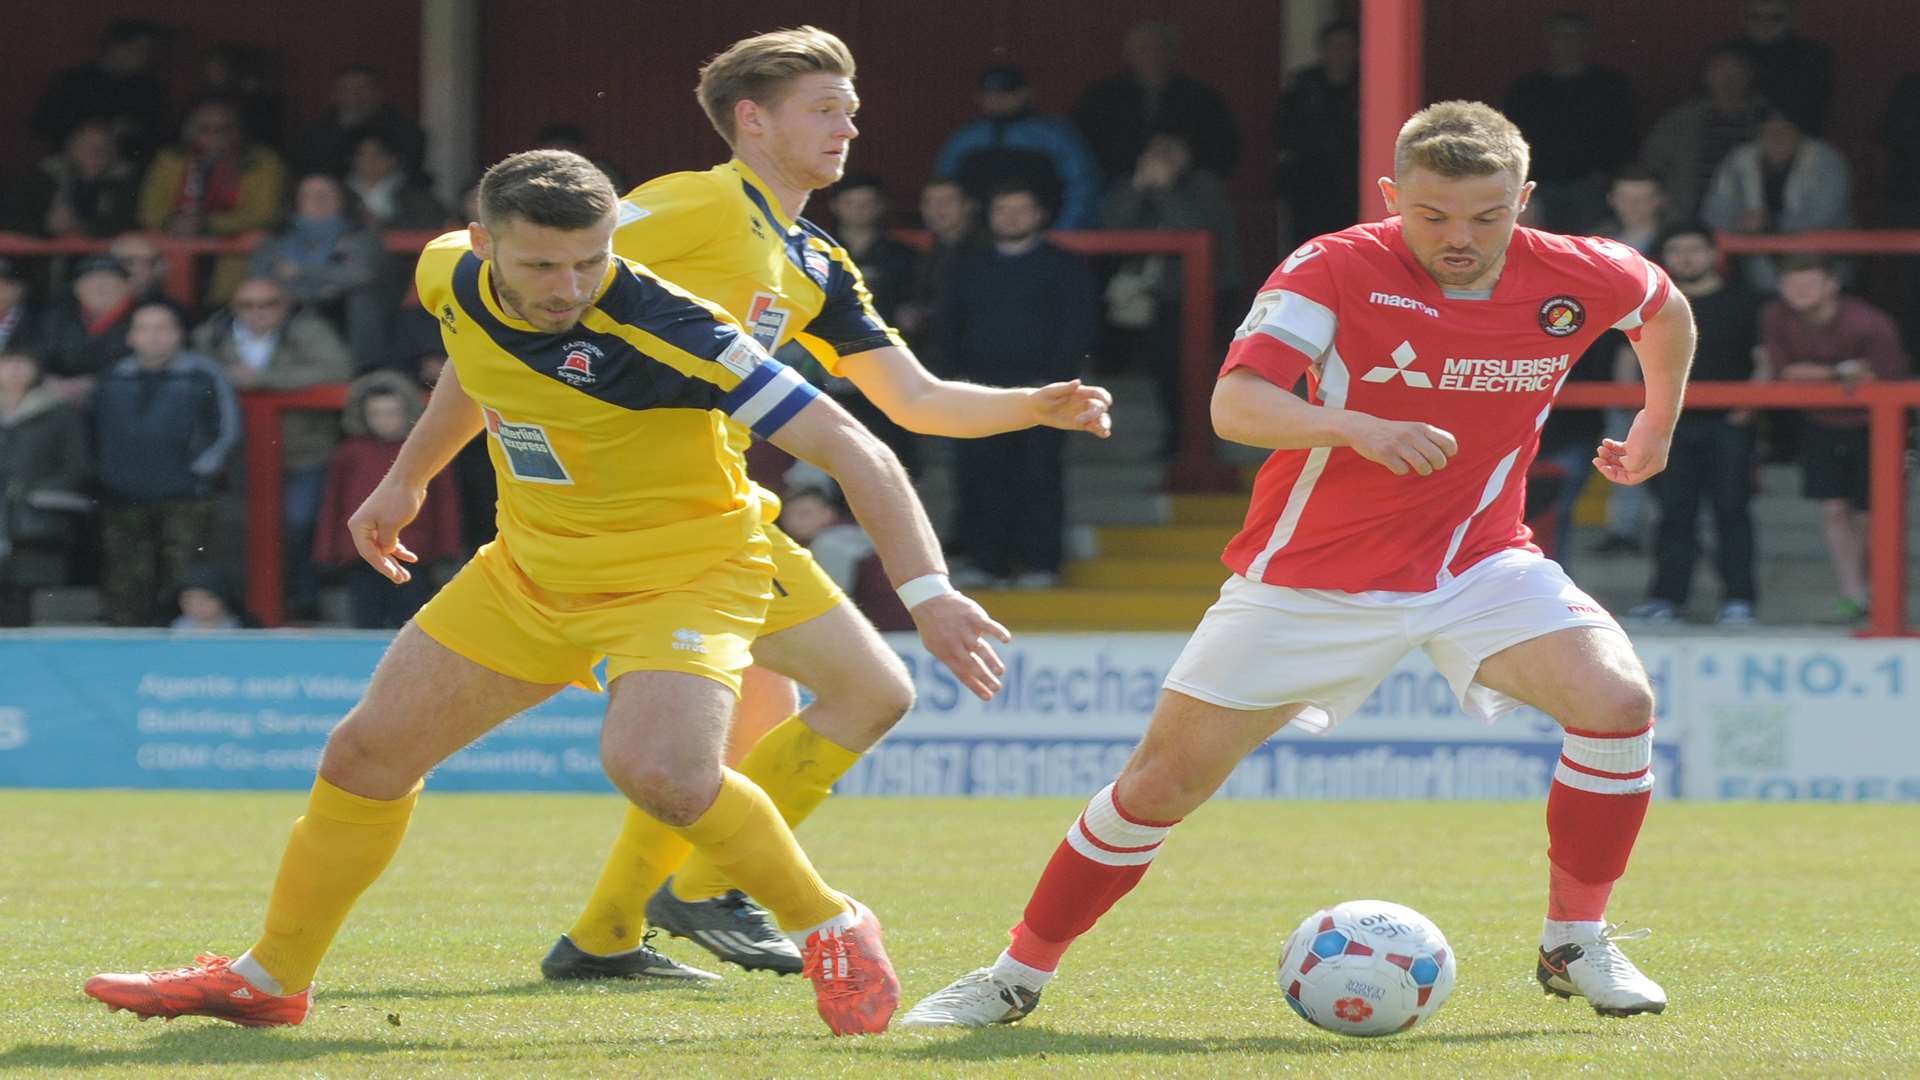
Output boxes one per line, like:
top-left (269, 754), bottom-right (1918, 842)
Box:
top-left (1564, 679), bottom-right (1655, 735)
top-left (318, 715), bottom-right (415, 793)
top-left (813, 659), bottom-right (914, 747)
top-left (604, 756), bottom-right (712, 826)
top-left (1117, 756), bottom-right (1209, 823)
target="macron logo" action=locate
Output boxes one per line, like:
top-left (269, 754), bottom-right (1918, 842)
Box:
top-left (1369, 292), bottom-right (1439, 318)
top-left (1361, 341), bottom-right (1432, 387)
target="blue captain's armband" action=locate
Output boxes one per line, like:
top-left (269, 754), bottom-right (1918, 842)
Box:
top-left (717, 337), bottom-right (821, 437)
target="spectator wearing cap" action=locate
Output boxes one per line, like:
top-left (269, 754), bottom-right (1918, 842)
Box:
top-left (136, 98), bottom-right (288, 306)
top-left (194, 276), bottom-right (352, 621)
top-left (40, 255), bottom-right (138, 405)
top-left (935, 65), bottom-right (1103, 229)
top-left (28, 19), bottom-right (171, 161)
top-left (0, 344), bottom-right (91, 626)
top-left (1701, 106), bottom-right (1851, 293)
top-left (1641, 44), bottom-right (1769, 220)
top-left (6, 120), bottom-right (141, 240)
top-left (249, 173), bottom-right (388, 369)
top-left (1501, 11), bottom-right (1636, 233)
top-left (93, 299), bottom-right (240, 626)
top-left (316, 371), bottom-right (462, 628)
top-left (294, 65), bottom-right (427, 179)
top-left (1762, 255), bottom-right (1908, 622)
top-left (0, 262), bottom-right (42, 356)
top-left (1072, 21), bottom-right (1240, 182)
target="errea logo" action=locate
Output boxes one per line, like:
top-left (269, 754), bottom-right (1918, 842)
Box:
top-left (1369, 292), bottom-right (1439, 318)
top-left (671, 629), bottom-right (708, 654)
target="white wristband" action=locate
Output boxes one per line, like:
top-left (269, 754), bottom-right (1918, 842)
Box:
top-left (896, 573), bottom-right (954, 610)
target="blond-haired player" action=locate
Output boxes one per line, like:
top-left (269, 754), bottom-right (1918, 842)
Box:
top-left (901, 101), bottom-right (1693, 1027)
top-left (542, 26), bottom-right (1114, 979)
top-left (83, 149), bottom-right (1009, 1035)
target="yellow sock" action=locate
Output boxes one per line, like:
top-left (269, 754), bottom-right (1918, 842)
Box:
top-left (248, 776), bottom-right (420, 993)
top-left (670, 769), bottom-right (846, 932)
top-left (671, 717), bottom-right (860, 902)
top-left (567, 803), bottom-right (693, 955)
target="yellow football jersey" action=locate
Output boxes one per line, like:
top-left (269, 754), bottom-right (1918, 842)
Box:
top-left (613, 159), bottom-right (904, 378)
top-left (414, 230), bottom-right (821, 593)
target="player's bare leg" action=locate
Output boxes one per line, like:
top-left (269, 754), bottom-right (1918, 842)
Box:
top-left (86, 625), bottom-right (569, 1025)
top-left (643, 602), bottom-right (913, 972)
top-left (901, 692), bottom-right (1301, 1028)
top-left (1474, 626), bottom-right (1667, 1016)
top-left (602, 670), bottom-right (897, 1033)
top-left (726, 664), bottom-right (803, 765)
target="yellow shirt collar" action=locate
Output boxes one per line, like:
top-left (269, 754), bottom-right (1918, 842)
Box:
top-left (727, 158), bottom-right (798, 233)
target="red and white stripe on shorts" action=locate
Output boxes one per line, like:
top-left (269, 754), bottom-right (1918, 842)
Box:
top-left (1554, 725), bottom-right (1655, 796)
top-left (1062, 782), bottom-right (1174, 867)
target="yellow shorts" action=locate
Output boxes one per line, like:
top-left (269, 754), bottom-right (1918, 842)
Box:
top-left (761, 523), bottom-right (846, 636)
top-left (414, 537), bottom-right (774, 695)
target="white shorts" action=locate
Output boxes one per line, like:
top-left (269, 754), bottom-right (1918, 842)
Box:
top-left (1163, 548), bottom-right (1625, 734)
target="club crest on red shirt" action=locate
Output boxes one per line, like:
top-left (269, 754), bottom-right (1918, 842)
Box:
top-left (1538, 296), bottom-right (1585, 337)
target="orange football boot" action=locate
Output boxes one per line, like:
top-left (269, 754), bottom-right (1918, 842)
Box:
top-left (801, 896), bottom-right (900, 1035)
top-left (85, 953), bottom-right (310, 1027)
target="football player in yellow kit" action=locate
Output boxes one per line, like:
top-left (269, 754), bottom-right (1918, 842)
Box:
top-left (83, 149), bottom-right (1008, 1036)
top-left (544, 26), bottom-right (1114, 978)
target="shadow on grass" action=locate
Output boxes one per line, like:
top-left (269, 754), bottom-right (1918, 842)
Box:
top-left (0, 1029), bottom-right (456, 1070)
top-left (321, 977), bottom-right (729, 1002)
top-left (887, 1025), bottom-right (1575, 1061)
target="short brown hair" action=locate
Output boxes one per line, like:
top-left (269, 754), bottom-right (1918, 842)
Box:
top-left (696, 26), bottom-right (855, 146)
top-left (478, 149), bottom-right (616, 231)
top-left (1395, 101), bottom-right (1531, 182)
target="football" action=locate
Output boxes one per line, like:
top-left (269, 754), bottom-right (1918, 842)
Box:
top-left (1277, 899), bottom-right (1457, 1037)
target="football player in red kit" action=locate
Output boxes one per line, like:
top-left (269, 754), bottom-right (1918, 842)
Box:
top-left (901, 100), bottom-right (1695, 1028)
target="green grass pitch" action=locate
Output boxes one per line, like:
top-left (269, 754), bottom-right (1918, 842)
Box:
top-left (1, 791), bottom-right (1915, 1078)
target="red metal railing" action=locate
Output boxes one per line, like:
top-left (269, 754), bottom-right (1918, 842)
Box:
top-left (1556, 381), bottom-right (1918, 638)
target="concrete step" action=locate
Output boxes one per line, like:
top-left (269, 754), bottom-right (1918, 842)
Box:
top-left (1095, 524), bottom-right (1241, 558)
top-left (1065, 557), bottom-right (1230, 589)
top-left (1171, 493), bottom-right (1251, 526)
top-left (969, 586), bottom-right (1216, 631)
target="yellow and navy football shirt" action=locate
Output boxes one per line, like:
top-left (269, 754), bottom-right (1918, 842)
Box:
top-left (612, 159), bottom-right (904, 380)
top-left (415, 230), bottom-right (820, 593)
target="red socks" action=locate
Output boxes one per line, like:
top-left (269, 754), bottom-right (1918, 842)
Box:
top-left (1006, 781), bottom-right (1179, 972)
top-left (1547, 725), bottom-right (1654, 921)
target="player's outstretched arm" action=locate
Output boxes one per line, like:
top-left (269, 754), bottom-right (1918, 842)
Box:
top-left (1597, 290), bottom-right (1695, 486)
top-left (348, 363), bottom-right (485, 583)
top-left (1211, 368), bottom-right (1458, 477)
top-left (766, 393), bottom-right (1012, 700)
top-left (837, 345), bottom-right (1113, 439)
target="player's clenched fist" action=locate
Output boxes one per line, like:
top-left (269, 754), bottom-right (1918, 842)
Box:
top-left (348, 479), bottom-right (427, 584)
top-left (910, 591), bottom-right (1014, 701)
top-left (1350, 417), bottom-right (1459, 476)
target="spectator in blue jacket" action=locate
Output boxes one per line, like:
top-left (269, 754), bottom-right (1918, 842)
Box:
top-left (93, 299), bottom-right (240, 625)
top-left (935, 66), bottom-right (1103, 229)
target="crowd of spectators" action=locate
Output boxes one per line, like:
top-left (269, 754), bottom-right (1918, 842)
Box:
top-left (0, 6), bottom-right (1915, 627)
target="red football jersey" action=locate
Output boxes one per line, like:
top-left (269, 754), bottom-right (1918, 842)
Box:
top-left (1219, 219), bottom-right (1672, 592)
